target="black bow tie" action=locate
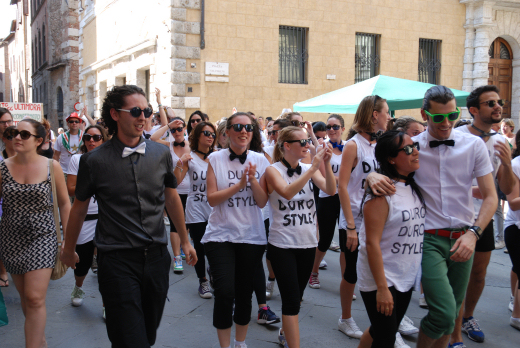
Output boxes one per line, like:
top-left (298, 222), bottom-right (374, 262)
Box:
top-left (174, 141), bottom-right (185, 147)
top-left (471, 124), bottom-right (498, 138)
top-left (368, 130), bottom-right (383, 141)
top-left (429, 140), bottom-right (455, 148)
top-left (143, 134), bottom-right (152, 139)
top-left (229, 148), bottom-right (248, 164)
top-left (282, 158), bottom-right (302, 177)
top-left (195, 149), bottom-right (212, 160)
top-left (398, 172), bottom-right (416, 186)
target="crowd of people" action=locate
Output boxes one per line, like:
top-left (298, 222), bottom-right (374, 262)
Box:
top-left (0, 82), bottom-right (519, 348)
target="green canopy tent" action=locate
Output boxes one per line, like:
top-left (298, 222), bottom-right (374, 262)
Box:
top-left (293, 75), bottom-right (470, 115)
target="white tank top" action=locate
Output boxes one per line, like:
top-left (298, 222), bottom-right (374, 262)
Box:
top-left (339, 134), bottom-right (378, 229)
top-left (202, 149), bottom-right (270, 245)
top-left (357, 182), bottom-right (425, 292)
top-left (263, 145), bottom-right (275, 160)
top-left (170, 143), bottom-right (190, 194)
top-left (185, 152), bottom-right (213, 224)
top-left (268, 162), bottom-right (318, 248)
top-left (318, 141), bottom-right (345, 198)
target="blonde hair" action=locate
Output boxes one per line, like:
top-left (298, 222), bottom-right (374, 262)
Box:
top-left (502, 118), bottom-right (515, 132)
top-left (216, 121), bottom-right (228, 149)
top-left (282, 112), bottom-right (302, 121)
top-left (273, 126), bottom-right (305, 163)
top-left (352, 95), bottom-right (387, 133)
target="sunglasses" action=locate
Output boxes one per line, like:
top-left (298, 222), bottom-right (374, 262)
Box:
top-left (480, 99), bottom-right (506, 108)
top-left (190, 118), bottom-right (202, 124)
top-left (228, 123), bottom-right (254, 132)
top-left (268, 130), bottom-right (280, 136)
top-left (83, 134), bottom-right (103, 142)
top-left (291, 120), bottom-right (305, 127)
top-left (117, 107), bottom-right (153, 118)
top-left (373, 95), bottom-right (382, 108)
top-left (397, 142), bottom-right (420, 155)
top-left (424, 107), bottom-right (461, 123)
top-left (285, 138), bottom-right (312, 147)
top-left (5, 129), bottom-right (40, 140)
top-left (68, 120), bottom-right (80, 124)
top-left (326, 124), bottom-right (341, 131)
top-left (202, 130), bottom-right (216, 138)
top-left (170, 127), bottom-right (184, 133)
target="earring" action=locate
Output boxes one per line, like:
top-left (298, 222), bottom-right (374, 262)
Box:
top-left (391, 161), bottom-right (395, 164)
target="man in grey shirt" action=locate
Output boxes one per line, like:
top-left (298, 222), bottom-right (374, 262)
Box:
top-left (61, 85), bottom-right (197, 348)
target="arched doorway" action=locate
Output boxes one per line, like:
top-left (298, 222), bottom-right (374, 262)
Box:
top-left (488, 38), bottom-right (513, 118)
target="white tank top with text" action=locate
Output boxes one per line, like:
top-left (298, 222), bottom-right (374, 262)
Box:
top-left (170, 144), bottom-right (190, 194)
top-left (185, 152), bottom-right (212, 224)
top-left (318, 141), bottom-right (345, 198)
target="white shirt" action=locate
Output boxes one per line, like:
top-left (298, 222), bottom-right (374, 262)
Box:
top-left (357, 182), bottom-right (425, 292)
top-left (55, 133), bottom-right (81, 173)
top-left (412, 130), bottom-right (493, 229)
top-left (68, 154), bottom-right (98, 245)
top-left (170, 144), bottom-right (190, 194)
top-left (185, 152), bottom-right (213, 224)
top-left (268, 162), bottom-right (318, 249)
top-left (263, 145), bottom-right (275, 160)
top-left (202, 149), bottom-right (270, 245)
top-left (339, 134), bottom-right (378, 229)
top-left (456, 126), bottom-right (504, 216)
top-left (318, 141), bottom-right (345, 198)
top-left (505, 156), bottom-right (520, 230)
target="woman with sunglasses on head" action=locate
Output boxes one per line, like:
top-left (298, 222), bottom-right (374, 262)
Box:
top-left (174, 121), bottom-right (215, 299)
top-left (0, 119), bottom-right (71, 348)
top-left (187, 110), bottom-right (210, 135)
top-left (202, 112), bottom-right (271, 348)
top-left (261, 126), bottom-right (335, 348)
top-left (309, 114), bottom-right (347, 287)
top-left (357, 131), bottom-right (424, 348)
top-left (66, 125), bottom-right (107, 311)
top-left (151, 117), bottom-right (191, 274)
top-left (336, 95), bottom-right (390, 340)
top-left (283, 112), bottom-right (319, 154)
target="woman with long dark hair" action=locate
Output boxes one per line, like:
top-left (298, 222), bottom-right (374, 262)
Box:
top-left (263, 126), bottom-right (336, 347)
top-left (202, 112), bottom-right (271, 348)
top-left (174, 121), bottom-right (215, 299)
top-left (357, 130), bottom-right (425, 348)
top-left (336, 95), bottom-right (390, 340)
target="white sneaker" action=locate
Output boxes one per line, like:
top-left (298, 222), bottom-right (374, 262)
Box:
top-left (511, 317), bottom-right (520, 331)
top-left (338, 316), bottom-right (363, 338)
top-left (71, 285), bottom-right (85, 307)
top-left (164, 216), bottom-right (170, 226)
top-left (510, 295), bottom-right (515, 312)
top-left (319, 259), bottom-right (328, 270)
top-left (495, 240), bottom-right (506, 250)
top-left (329, 240), bottom-right (341, 251)
top-left (234, 339), bottom-right (247, 348)
top-left (419, 295), bottom-right (428, 309)
top-left (173, 256), bottom-right (183, 274)
top-left (266, 279), bottom-right (275, 300)
top-left (394, 332), bottom-right (411, 348)
top-left (398, 315), bottom-right (419, 335)
top-left (353, 293), bottom-right (357, 300)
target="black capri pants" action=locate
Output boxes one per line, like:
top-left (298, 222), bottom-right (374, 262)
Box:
top-left (360, 287), bottom-right (413, 348)
top-left (505, 224), bottom-right (520, 286)
top-left (74, 240), bottom-right (95, 277)
top-left (317, 194), bottom-right (341, 252)
top-left (167, 194), bottom-right (187, 233)
top-left (339, 229), bottom-right (359, 284)
top-left (204, 241), bottom-right (265, 329)
top-left (267, 244), bottom-right (316, 315)
top-left (187, 221), bottom-right (208, 279)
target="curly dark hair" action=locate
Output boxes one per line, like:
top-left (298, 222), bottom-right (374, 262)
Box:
top-left (101, 85), bottom-right (146, 135)
top-left (466, 85), bottom-right (500, 118)
top-left (79, 125), bottom-right (108, 153)
top-left (189, 121), bottom-right (216, 153)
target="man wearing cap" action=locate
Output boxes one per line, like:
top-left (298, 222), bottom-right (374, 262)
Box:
top-left (54, 112), bottom-right (84, 182)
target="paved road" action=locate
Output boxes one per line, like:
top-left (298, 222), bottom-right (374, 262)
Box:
top-left (0, 234), bottom-right (518, 347)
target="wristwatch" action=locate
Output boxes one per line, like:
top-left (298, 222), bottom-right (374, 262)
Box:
top-left (468, 226), bottom-right (482, 240)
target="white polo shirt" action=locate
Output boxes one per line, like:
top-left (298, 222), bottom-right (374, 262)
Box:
top-left (412, 129), bottom-right (493, 229)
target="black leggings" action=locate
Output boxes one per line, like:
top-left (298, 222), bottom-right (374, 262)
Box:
top-left (505, 225), bottom-right (520, 285)
top-left (204, 242), bottom-right (265, 329)
top-left (339, 229), bottom-right (359, 284)
top-left (74, 240), bottom-right (95, 277)
top-left (360, 287), bottom-right (413, 348)
top-left (317, 194), bottom-right (341, 252)
top-left (267, 244), bottom-right (316, 315)
top-left (187, 221), bottom-right (208, 279)
top-left (167, 194), bottom-right (187, 233)
top-left (252, 218), bottom-right (270, 306)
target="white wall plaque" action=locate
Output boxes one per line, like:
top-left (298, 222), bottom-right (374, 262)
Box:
top-left (205, 62), bottom-right (229, 76)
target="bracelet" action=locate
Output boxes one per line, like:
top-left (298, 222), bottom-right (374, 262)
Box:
top-left (346, 226), bottom-right (356, 231)
top-left (158, 104), bottom-right (162, 108)
top-left (175, 165), bottom-right (183, 172)
top-left (468, 228), bottom-right (480, 240)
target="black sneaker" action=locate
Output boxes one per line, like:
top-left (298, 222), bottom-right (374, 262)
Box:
top-left (257, 306), bottom-right (280, 324)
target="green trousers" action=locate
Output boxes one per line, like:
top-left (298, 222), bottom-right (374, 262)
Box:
top-left (420, 232), bottom-right (474, 339)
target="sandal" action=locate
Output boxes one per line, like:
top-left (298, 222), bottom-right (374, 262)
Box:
top-left (0, 277), bottom-right (8, 287)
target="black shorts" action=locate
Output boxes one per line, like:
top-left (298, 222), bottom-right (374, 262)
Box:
top-left (168, 193), bottom-right (188, 233)
top-left (475, 219), bottom-right (494, 252)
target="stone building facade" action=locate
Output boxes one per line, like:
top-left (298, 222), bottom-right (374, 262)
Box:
top-left (79, 0), bottom-right (520, 127)
top-left (31, 0), bottom-right (80, 129)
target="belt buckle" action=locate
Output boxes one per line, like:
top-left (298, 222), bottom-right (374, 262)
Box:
top-left (449, 231), bottom-right (460, 239)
